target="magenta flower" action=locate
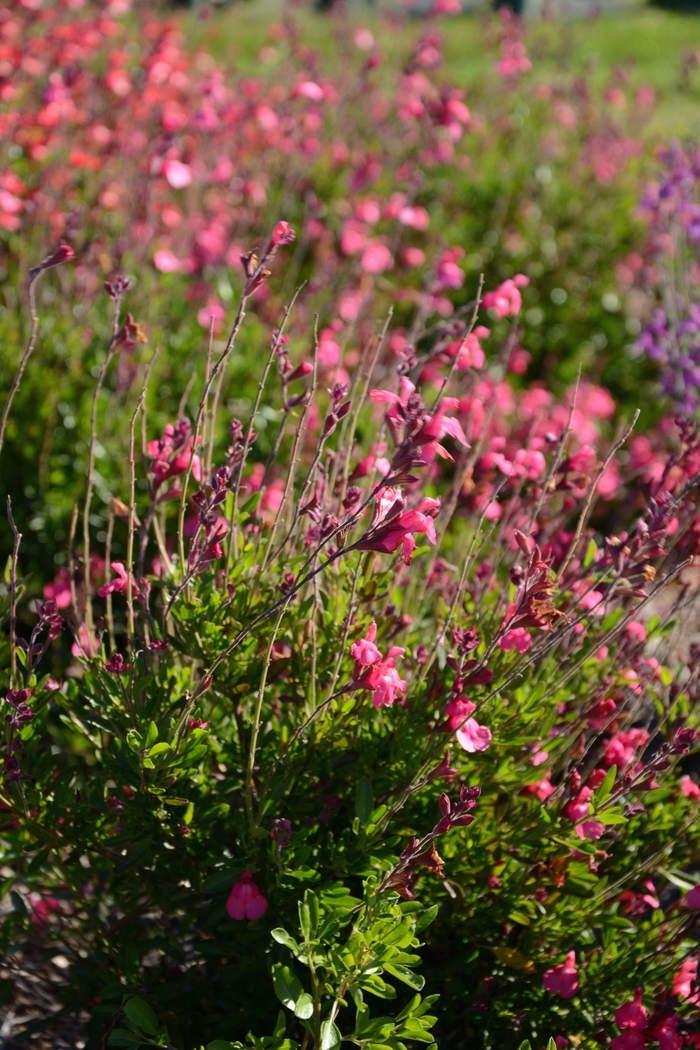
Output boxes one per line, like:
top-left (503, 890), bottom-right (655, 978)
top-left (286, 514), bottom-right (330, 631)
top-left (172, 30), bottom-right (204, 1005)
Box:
top-left (226, 870), bottom-right (268, 921)
top-left (98, 562), bottom-right (148, 603)
top-left (543, 951), bottom-right (578, 999)
top-left (615, 989), bottom-right (647, 1032)
top-left (687, 884), bottom-right (700, 909)
top-left (611, 1033), bottom-right (646, 1050)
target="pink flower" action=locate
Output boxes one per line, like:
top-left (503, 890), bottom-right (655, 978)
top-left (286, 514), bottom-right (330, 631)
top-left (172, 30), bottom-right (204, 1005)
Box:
top-left (445, 695), bottom-right (475, 729)
top-left (565, 787), bottom-right (592, 823)
top-left (611, 1033), bottom-right (646, 1050)
top-left (350, 622), bottom-right (382, 666)
top-left (483, 276), bottom-right (529, 318)
top-left (673, 956), bottom-right (698, 1002)
top-left (163, 159), bottom-right (193, 189)
top-left (435, 247), bottom-right (464, 290)
top-left (226, 870), bottom-right (268, 921)
top-left (154, 249), bottom-right (181, 273)
top-left (271, 220), bottom-right (295, 246)
top-left (680, 775), bottom-right (700, 800)
top-left (574, 819), bottom-right (605, 841)
top-left (456, 717), bottom-right (492, 753)
top-left (71, 624), bottom-right (99, 660)
top-left (43, 567), bottom-right (72, 610)
top-left (525, 773), bottom-right (555, 801)
top-left (369, 376), bottom-right (469, 463)
top-left (370, 661), bottom-right (408, 708)
top-left (498, 627), bottom-right (531, 653)
top-left (294, 80), bottom-right (324, 101)
top-left (687, 884), bottom-right (700, 909)
top-left (615, 989), bottom-right (647, 1032)
top-left (604, 728), bottom-right (649, 769)
top-left (350, 625), bottom-right (407, 709)
top-left (356, 488), bottom-right (438, 566)
top-left (361, 240), bottom-right (394, 274)
top-left (543, 952), bottom-right (578, 999)
top-left (99, 562), bottom-right (149, 603)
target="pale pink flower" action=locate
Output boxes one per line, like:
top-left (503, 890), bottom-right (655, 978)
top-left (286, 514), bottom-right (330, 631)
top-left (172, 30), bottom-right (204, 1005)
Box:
top-left (456, 717), bottom-right (492, 753)
top-left (543, 952), bottom-right (578, 999)
top-left (154, 249), bottom-right (181, 273)
top-left (294, 80), bottom-right (324, 101)
top-left (226, 870), bottom-right (268, 921)
top-left (163, 159), bottom-right (193, 189)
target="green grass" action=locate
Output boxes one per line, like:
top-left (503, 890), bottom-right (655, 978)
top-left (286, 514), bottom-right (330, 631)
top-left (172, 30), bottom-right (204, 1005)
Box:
top-left (180, 2), bottom-right (700, 136)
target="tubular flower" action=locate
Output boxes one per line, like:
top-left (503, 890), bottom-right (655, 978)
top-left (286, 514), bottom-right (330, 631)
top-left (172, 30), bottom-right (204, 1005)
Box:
top-left (543, 952), bottom-right (578, 1000)
top-left (350, 623), bottom-right (408, 708)
top-left (356, 488), bottom-right (439, 566)
top-left (226, 870), bottom-right (268, 921)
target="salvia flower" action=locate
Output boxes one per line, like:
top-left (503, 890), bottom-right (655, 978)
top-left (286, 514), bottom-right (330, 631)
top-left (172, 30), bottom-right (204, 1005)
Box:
top-left (350, 622), bottom-right (408, 708)
top-left (356, 488), bottom-right (439, 566)
top-left (543, 951), bottom-right (579, 999)
top-left (226, 870), bottom-right (268, 921)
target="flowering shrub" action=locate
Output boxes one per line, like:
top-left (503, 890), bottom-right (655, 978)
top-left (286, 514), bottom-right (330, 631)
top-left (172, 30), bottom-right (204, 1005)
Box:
top-left (0, 0), bottom-right (673, 588)
top-left (2, 3), bottom-right (700, 1048)
top-left (1, 216), bottom-right (700, 1049)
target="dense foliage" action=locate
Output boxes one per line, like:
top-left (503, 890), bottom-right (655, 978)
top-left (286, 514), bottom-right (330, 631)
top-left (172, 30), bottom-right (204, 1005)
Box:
top-left (2, 3), bottom-right (700, 1050)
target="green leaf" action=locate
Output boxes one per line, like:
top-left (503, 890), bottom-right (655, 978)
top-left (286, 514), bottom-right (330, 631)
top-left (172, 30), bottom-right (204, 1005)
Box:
top-left (396, 994), bottom-right (422, 1021)
top-left (583, 538), bottom-right (598, 569)
top-left (355, 778), bottom-right (374, 827)
top-left (359, 974), bottom-right (396, 999)
top-left (126, 730), bottom-right (142, 753)
top-left (382, 963), bottom-right (424, 991)
top-left (597, 809), bottom-right (628, 825)
top-left (144, 721), bottom-right (158, 748)
top-left (107, 1031), bottom-right (143, 1047)
top-left (201, 867), bottom-right (243, 894)
top-left (413, 905), bottom-right (439, 934)
top-left (207, 1042), bottom-right (244, 1050)
top-left (123, 997), bottom-right (158, 1035)
top-left (271, 928), bottom-right (301, 953)
top-left (517, 1043), bottom-right (533, 1050)
top-left (294, 992), bottom-right (314, 1020)
top-left (319, 1019), bottom-right (342, 1050)
top-left (596, 766), bottom-right (617, 807)
top-left (546, 1040), bottom-right (558, 1050)
top-left (272, 963), bottom-right (303, 1011)
top-left (147, 742), bottom-right (171, 759)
